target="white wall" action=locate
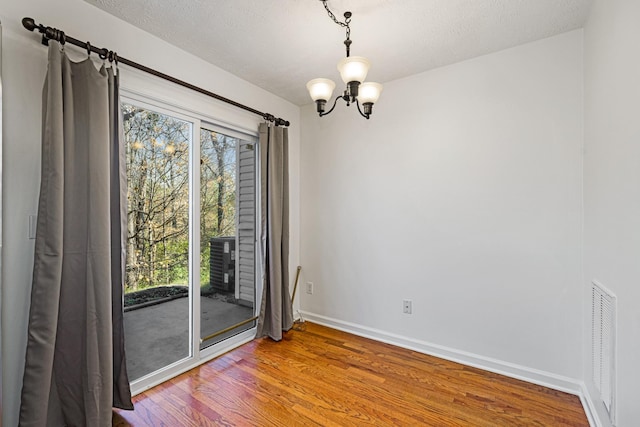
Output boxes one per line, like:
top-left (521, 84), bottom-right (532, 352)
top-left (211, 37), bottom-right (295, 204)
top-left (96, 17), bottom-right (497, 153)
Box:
top-left (583, 0), bottom-right (640, 425)
top-left (300, 31), bottom-right (583, 384)
top-left (0, 1), bottom-right (300, 425)
top-left (12, 0), bottom-right (638, 424)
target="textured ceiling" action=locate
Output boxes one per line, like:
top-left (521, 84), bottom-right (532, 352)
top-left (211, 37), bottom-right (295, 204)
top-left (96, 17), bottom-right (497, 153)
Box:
top-left (85, 0), bottom-right (593, 106)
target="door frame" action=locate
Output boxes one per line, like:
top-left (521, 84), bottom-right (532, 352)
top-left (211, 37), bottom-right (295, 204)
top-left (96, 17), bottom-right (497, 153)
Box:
top-left (120, 90), bottom-right (262, 396)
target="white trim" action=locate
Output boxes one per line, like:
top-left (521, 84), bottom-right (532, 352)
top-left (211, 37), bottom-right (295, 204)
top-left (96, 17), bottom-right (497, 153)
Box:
top-left (121, 92), bottom-right (261, 392)
top-left (119, 67), bottom-right (261, 139)
top-left (201, 120), bottom-right (258, 142)
top-left (580, 383), bottom-right (606, 427)
top-left (592, 279), bottom-right (617, 302)
top-left (234, 141), bottom-right (241, 301)
top-left (300, 311), bottom-right (597, 426)
top-left (190, 115), bottom-right (202, 364)
top-left (130, 328), bottom-right (255, 396)
top-left (121, 94), bottom-right (201, 127)
top-left (255, 138), bottom-right (264, 316)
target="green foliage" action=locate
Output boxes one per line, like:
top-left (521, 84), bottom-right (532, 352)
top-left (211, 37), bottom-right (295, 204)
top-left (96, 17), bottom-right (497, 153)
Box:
top-left (123, 104), bottom-right (238, 293)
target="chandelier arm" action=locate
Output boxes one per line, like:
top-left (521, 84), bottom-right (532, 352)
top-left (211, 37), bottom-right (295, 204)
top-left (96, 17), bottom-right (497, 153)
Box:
top-left (355, 99), bottom-right (371, 120)
top-left (319, 96), bottom-right (343, 117)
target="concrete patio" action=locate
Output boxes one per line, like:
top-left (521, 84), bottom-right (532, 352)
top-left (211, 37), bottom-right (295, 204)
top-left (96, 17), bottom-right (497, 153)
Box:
top-left (124, 296), bottom-right (253, 380)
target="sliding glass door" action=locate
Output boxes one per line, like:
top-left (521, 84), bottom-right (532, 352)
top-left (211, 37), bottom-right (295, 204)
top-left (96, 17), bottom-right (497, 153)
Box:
top-left (120, 95), bottom-right (258, 386)
top-left (122, 102), bottom-right (193, 381)
top-left (199, 128), bottom-right (257, 349)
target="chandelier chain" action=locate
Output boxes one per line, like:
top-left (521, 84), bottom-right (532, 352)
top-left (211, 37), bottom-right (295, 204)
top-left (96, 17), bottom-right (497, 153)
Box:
top-left (321, 1), bottom-right (351, 40)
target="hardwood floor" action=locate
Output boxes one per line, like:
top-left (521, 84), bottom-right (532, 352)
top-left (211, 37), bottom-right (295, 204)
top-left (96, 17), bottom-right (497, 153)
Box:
top-left (114, 322), bottom-right (588, 426)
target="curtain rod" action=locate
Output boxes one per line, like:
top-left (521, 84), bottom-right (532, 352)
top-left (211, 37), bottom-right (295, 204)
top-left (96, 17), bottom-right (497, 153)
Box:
top-left (21, 17), bottom-right (290, 127)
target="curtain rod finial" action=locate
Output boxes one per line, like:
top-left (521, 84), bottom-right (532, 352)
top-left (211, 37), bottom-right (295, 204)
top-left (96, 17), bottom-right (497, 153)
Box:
top-left (22, 17), bottom-right (37, 32)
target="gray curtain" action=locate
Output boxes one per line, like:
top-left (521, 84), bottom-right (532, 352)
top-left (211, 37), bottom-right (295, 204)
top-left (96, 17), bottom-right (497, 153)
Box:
top-left (19, 42), bottom-right (132, 427)
top-left (256, 123), bottom-right (293, 341)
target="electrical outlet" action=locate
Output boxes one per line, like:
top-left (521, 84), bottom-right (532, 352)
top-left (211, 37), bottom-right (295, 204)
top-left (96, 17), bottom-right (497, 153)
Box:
top-left (306, 281), bottom-right (314, 295)
top-left (403, 299), bottom-right (412, 314)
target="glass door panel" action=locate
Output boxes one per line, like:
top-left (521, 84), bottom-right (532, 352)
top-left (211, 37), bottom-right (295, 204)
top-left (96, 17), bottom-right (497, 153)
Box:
top-left (122, 103), bottom-right (192, 381)
top-left (200, 128), bottom-right (256, 349)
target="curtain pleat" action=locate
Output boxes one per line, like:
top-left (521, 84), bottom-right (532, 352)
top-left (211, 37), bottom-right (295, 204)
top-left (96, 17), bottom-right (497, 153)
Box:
top-left (107, 65), bottom-right (134, 412)
top-left (257, 123), bottom-right (293, 341)
top-left (19, 42), bottom-right (132, 427)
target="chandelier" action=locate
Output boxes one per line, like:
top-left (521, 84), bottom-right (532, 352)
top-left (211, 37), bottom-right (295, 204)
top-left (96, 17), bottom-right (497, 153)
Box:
top-left (306, 1), bottom-right (383, 119)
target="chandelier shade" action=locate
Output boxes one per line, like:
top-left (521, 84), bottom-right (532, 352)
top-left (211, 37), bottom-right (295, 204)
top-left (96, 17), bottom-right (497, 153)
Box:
top-left (356, 82), bottom-right (383, 104)
top-left (306, 78), bottom-right (336, 102)
top-left (337, 56), bottom-right (370, 84)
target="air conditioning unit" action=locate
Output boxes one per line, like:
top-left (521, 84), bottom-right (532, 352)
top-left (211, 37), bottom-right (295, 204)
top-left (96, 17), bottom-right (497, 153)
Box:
top-left (210, 237), bottom-right (236, 293)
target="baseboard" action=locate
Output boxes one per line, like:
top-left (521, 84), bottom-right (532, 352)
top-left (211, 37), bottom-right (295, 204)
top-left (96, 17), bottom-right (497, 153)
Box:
top-left (300, 311), bottom-right (597, 426)
top-left (579, 383), bottom-right (606, 427)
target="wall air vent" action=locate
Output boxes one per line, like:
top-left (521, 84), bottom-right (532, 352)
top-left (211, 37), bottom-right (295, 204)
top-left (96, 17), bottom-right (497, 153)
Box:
top-left (591, 280), bottom-right (616, 425)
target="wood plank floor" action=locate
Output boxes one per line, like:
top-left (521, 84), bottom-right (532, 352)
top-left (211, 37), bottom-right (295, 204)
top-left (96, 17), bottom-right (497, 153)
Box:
top-left (114, 322), bottom-right (588, 426)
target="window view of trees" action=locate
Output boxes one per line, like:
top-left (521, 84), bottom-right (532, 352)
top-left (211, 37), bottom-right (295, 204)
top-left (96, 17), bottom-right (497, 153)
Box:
top-left (124, 104), bottom-right (191, 292)
top-left (200, 129), bottom-right (237, 287)
top-left (123, 104), bottom-right (237, 293)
